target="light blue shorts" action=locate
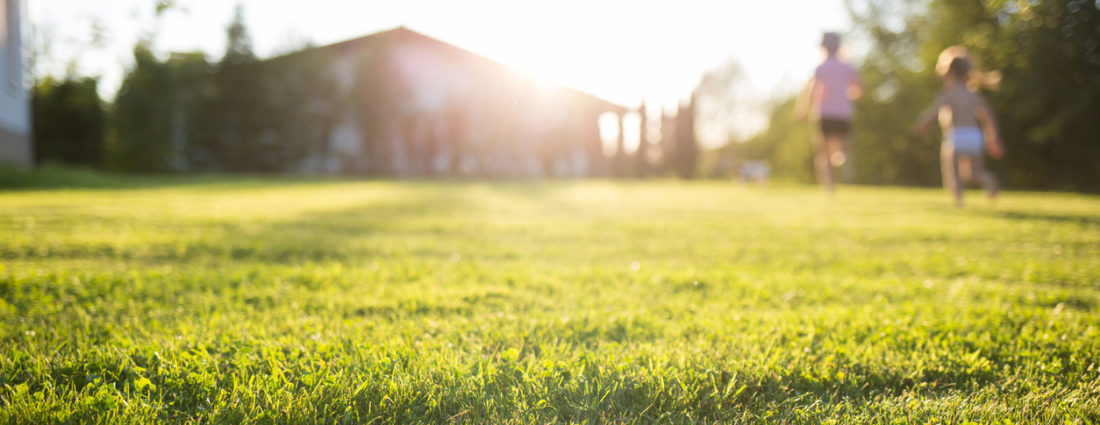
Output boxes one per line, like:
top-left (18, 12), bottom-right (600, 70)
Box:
top-left (946, 126), bottom-right (983, 155)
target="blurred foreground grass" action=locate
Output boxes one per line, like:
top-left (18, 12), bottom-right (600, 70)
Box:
top-left (1, 172), bottom-right (1098, 424)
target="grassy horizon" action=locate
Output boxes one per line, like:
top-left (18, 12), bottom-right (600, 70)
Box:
top-left (1, 174), bottom-right (1098, 423)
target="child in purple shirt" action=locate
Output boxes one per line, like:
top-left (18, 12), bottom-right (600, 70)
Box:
top-left (797, 32), bottom-right (863, 194)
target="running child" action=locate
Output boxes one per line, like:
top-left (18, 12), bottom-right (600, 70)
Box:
top-left (797, 32), bottom-right (863, 193)
top-left (915, 47), bottom-right (1004, 207)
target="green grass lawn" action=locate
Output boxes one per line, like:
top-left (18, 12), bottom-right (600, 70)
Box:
top-left (1, 176), bottom-right (1098, 424)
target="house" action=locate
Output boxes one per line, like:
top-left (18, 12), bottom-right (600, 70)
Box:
top-left (0, 0), bottom-right (30, 168)
top-left (261, 27), bottom-right (630, 177)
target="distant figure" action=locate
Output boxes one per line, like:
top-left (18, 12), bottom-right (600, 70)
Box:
top-left (797, 32), bottom-right (862, 194)
top-left (739, 161), bottom-right (771, 185)
top-left (915, 46), bottom-right (1003, 207)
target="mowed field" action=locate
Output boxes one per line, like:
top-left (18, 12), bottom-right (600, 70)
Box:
top-left (1, 177), bottom-right (1098, 424)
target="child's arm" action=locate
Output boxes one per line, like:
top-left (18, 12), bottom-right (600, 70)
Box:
top-left (974, 96), bottom-right (1004, 159)
top-left (795, 77), bottom-right (817, 122)
top-left (848, 68), bottom-right (863, 100)
top-left (914, 92), bottom-right (945, 136)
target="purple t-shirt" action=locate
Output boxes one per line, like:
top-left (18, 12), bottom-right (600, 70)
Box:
top-left (814, 57), bottom-right (859, 120)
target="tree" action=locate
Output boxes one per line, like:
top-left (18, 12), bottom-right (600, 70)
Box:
top-left (221, 4), bottom-right (255, 67)
top-left (635, 102), bottom-right (650, 177)
top-left (845, 0), bottom-right (1100, 191)
top-left (211, 4), bottom-right (268, 171)
top-left (747, 0), bottom-right (1098, 190)
top-left (106, 3), bottom-right (345, 174)
top-left (32, 76), bottom-right (105, 167)
top-left (839, 0), bottom-right (944, 186)
top-left (672, 95), bottom-right (699, 179)
top-left (108, 43), bottom-right (179, 172)
top-left (740, 98), bottom-right (815, 183)
top-left (258, 48), bottom-right (342, 172)
top-left (961, 0), bottom-right (1100, 191)
top-left (696, 58), bottom-right (801, 181)
top-left (693, 58), bottom-right (757, 146)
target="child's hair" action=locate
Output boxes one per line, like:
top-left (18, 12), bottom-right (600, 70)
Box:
top-left (936, 45), bottom-right (1001, 91)
top-left (821, 32), bottom-right (840, 54)
top-left (947, 56), bottom-right (971, 80)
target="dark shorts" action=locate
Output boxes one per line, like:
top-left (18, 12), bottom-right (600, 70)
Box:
top-left (820, 118), bottom-right (851, 138)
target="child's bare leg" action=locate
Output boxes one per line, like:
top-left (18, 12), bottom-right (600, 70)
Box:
top-left (940, 143), bottom-right (962, 206)
top-left (970, 155), bottom-right (999, 201)
top-left (813, 130), bottom-right (834, 193)
top-left (959, 156), bottom-right (974, 183)
top-left (837, 133), bottom-right (854, 183)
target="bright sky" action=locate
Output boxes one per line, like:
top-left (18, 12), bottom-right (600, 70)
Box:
top-left (32, 0), bottom-right (852, 146)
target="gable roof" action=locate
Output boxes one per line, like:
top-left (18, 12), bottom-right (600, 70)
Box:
top-left (271, 26), bottom-right (627, 113)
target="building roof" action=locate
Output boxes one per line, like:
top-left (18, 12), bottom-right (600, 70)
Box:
top-left (270, 26), bottom-right (627, 114)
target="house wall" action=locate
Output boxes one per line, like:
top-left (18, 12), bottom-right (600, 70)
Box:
top-left (370, 36), bottom-right (607, 177)
top-left (0, 0), bottom-right (30, 168)
top-left (290, 28), bottom-right (621, 177)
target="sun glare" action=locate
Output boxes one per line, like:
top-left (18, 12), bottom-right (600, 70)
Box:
top-left (38, 0), bottom-right (852, 148)
top-left (489, 28), bottom-right (611, 101)
top-left (598, 112), bottom-right (621, 156)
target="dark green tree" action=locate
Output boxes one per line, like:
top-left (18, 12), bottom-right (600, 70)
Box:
top-left (211, 4), bottom-right (268, 171)
top-left (107, 3), bottom-right (343, 174)
top-left (109, 43), bottom-right (215, 173)
top-left (750, 0), bottom-right (1098, 190)
top-left (166, 53), bottom-right (217, 171)
top-left (258, 48), bottom-right (342, 172)
top-left (845, 0), bottom-right (1100, 190)
top-left (32, 76), bottom-right (105, 167)
top-left (954, 0), bottom-right (1100, 191)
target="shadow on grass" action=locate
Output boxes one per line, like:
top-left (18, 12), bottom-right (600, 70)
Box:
top-left (2, 181), bottom-right (478, 264)
top-left (0, 163), bottom-right (359, 191)
top-left (986, 209), bottom-right (1100, 227)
